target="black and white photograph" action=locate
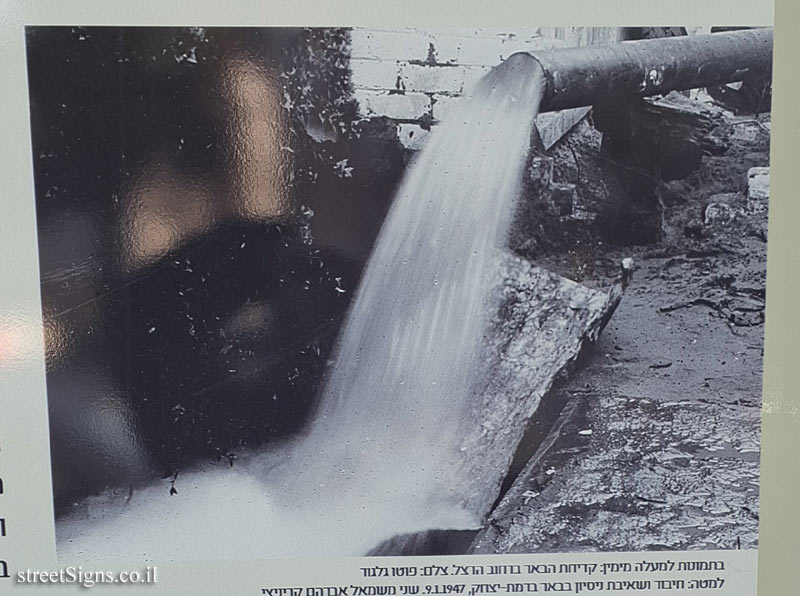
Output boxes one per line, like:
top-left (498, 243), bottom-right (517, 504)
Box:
top-left (24, 25), bottom-right (773, 562)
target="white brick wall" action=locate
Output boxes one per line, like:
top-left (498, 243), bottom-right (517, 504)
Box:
top-left (353, 89), bottom-right (432, 120)
top-left (349, 27), bottom-right (623, 149)
top-left (351, 59), bottom-right (466, 94)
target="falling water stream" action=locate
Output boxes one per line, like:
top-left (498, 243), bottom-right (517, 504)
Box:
top-left (57, 54), bottom-right (547, 562)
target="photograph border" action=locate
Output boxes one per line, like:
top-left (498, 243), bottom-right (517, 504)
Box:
top-left (0, 1), bottom-right (793, 594)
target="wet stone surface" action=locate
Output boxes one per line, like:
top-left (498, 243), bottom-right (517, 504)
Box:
top-left (473, 392), bottom-right (760, 553)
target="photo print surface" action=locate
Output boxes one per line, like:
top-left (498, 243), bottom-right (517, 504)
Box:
top-left (25, 25), bottom-right (772, 561)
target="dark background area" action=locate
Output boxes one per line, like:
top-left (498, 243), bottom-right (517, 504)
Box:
top-left (26, 26), bottom-right (406, 511)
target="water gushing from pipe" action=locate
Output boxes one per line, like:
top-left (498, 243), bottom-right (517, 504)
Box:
top-left (57, 54), bottom-right (547, 562)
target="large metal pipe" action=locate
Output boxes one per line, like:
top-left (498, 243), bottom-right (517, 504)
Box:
top-left (521, 28), bottom-right (773, 113)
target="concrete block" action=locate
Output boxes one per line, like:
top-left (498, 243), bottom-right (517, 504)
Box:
top-left (415, 32), bottom-right (462, 65)
top-left (401, 63), bottom-right (465, 94)
top-left (354, 89), bottom-right (431, 120)
top-left (747, 167), bottom-right (770, 201)
top-left (350, 58), bottom-right (404, 91)
top-left (455, 253), bottom-right (623, 517)
top-left (352, 60), bottom-right (465, 95)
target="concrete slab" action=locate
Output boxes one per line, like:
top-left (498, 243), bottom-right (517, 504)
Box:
top-left (454, 253), bottom-right (623, 519)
